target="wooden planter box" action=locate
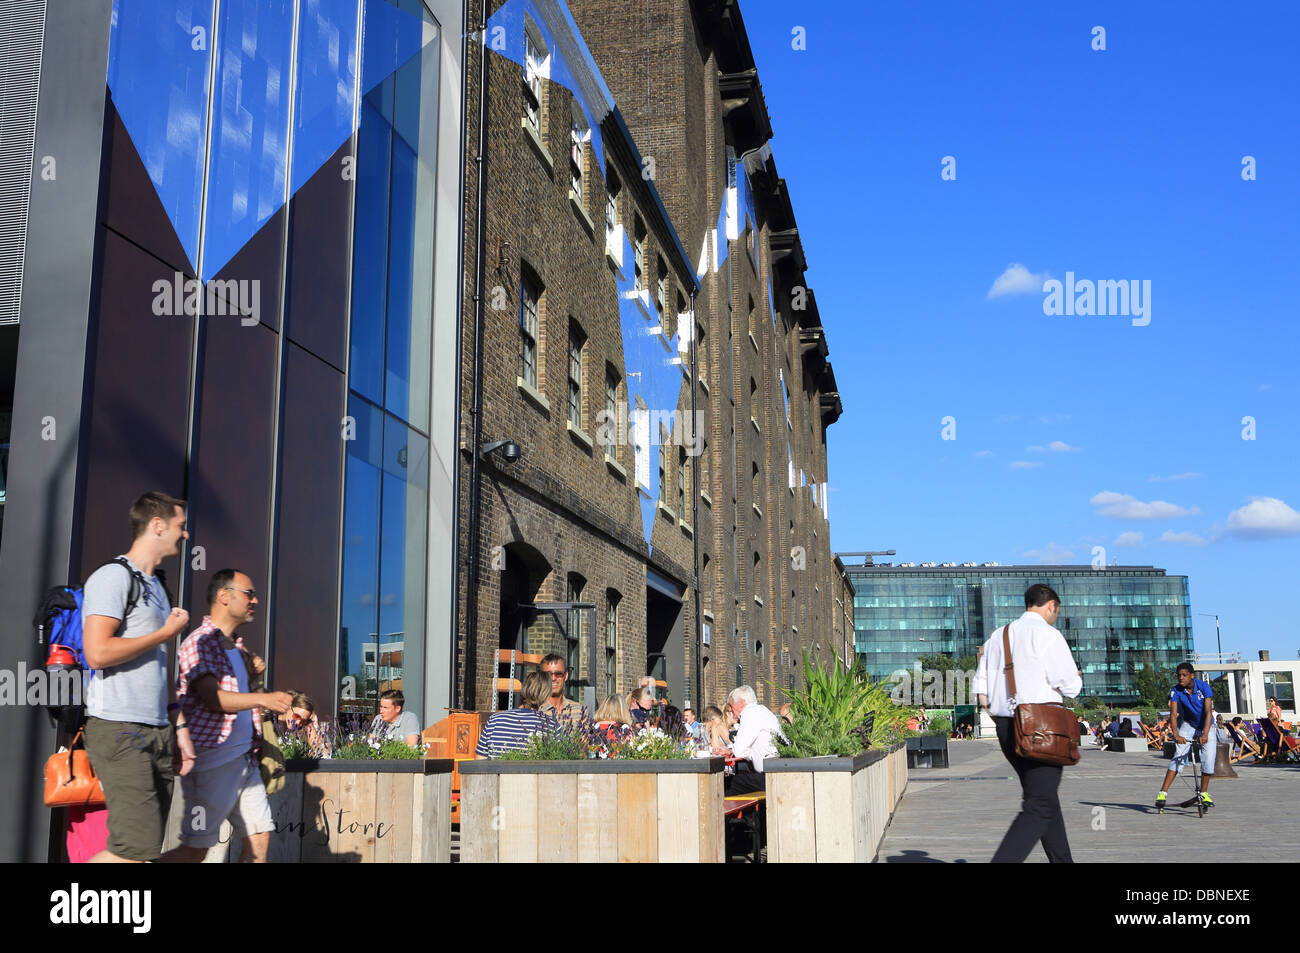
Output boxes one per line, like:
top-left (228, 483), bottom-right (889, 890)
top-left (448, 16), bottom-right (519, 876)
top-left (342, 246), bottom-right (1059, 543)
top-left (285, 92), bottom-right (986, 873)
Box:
top-left (764, 743), bottom-right (907, 863)
top-left (267, 758), bottom-right (454, 863)
top-left (459, 758), bottom-right (726, 863)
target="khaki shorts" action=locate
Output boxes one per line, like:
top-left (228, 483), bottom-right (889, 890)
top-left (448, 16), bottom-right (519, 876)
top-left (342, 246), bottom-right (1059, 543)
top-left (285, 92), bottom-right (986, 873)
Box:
top-left (83, 717), bottom-right (174, 862)
top-left (178, 754), bottom-right (273, 848)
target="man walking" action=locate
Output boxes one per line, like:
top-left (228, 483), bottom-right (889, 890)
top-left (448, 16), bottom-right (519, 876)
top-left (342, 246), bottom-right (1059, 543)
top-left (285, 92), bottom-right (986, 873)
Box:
top-left (82, 491), bottom-right (192, 863)
top-left (972, 584), bottom-right (1082, 863)
top-left (1155, 663), bottom-right (1215, 812)
top-left (171, 569), bottom-right (292, 862)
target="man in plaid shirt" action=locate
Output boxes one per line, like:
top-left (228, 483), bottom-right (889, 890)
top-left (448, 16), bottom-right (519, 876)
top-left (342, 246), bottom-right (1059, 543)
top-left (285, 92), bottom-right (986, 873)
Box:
top-left (168, 569), bottom-right (291, 862)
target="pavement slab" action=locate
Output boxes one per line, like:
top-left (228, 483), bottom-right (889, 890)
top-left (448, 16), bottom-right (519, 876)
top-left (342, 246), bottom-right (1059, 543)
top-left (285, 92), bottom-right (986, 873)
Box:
top-left (877, 737), bottom-right (1300, 863)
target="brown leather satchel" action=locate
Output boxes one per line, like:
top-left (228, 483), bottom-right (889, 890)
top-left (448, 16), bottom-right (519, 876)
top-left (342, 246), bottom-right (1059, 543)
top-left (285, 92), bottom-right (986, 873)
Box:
top-left (1003, 625), bottom-right (1081, 766)
top-left (43, 729), bottom-right (106, 808)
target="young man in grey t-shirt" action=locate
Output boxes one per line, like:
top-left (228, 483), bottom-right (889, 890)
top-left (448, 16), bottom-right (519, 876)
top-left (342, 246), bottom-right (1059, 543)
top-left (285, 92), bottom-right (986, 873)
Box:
top-left (81, 491), bottom-right (191, 863)
top-left (369, 689), bottom-right (422, 746)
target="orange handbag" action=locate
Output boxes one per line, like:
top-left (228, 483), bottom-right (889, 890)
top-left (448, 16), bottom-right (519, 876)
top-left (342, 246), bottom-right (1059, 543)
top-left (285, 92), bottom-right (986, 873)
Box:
top-left (44, 729), bottom-right (106, 808)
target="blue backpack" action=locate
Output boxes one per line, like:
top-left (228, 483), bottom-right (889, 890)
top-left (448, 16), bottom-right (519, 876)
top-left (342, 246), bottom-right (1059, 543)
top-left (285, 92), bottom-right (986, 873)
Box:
top-left (36, 558), bottom-right (157, 729)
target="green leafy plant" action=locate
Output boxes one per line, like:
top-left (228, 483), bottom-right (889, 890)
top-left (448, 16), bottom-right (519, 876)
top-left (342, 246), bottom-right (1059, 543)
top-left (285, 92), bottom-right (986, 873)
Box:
top-left (616, 726), bottom-right (692, 760)
top-left (772, 651), bottom-right (915, 758)
top-left (927, 716), bottom-right (952, 736)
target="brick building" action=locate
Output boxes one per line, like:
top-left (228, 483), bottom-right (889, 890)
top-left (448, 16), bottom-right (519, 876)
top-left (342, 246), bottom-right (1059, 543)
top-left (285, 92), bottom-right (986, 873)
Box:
top-left (456, 0), bottom-right (847, 714)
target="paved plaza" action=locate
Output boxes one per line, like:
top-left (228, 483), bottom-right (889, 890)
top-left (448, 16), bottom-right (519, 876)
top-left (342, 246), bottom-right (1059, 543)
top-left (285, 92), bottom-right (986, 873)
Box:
top-left (879, 736), bottom-right (1300, 863)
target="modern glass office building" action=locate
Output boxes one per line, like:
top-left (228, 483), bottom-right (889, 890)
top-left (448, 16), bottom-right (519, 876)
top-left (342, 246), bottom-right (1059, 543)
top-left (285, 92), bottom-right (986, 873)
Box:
top-left (0, 0), bottom-right (463, 861)
top-left (842, 562), bottom-right (1193, 702)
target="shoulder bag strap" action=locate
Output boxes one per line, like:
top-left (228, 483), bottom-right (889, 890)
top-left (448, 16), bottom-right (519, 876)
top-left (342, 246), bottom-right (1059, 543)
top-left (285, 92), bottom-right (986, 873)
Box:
top-left (1001, 624), bottom-right (1018, 703)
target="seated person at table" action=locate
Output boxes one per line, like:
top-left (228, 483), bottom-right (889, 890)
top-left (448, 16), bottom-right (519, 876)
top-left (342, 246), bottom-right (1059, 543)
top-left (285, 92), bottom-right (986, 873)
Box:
top-left (369, 689), bottom-right (422, 746)
top-left (278, 692), bottom-right (331, 756)
top-left (475, 672), bottom-right (555, 759)
top-left (593, 694), bottom-right (634, 743)
top-left (716, 685), bottom-right (786, 796)
top-left (1116, 717), bottom-right (1136, 738)
top-left (702, 706), bottom-right (729, 752)
top-left (682, 704), bottom-right (707, 744)
top-left (539, 654), bottom-right (585, 722)
top-left (628, 685), bottom-right (655, 725)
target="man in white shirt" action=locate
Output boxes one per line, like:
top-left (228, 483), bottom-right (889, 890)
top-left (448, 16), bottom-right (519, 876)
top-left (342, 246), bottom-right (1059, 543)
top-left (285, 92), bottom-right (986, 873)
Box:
top-left (972, 584), bottom-right (1082, 863)
top-left (717, 685), bottom-right (785, 795)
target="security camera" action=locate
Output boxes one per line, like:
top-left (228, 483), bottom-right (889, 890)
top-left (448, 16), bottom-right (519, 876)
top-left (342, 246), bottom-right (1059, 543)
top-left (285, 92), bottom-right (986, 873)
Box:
top-left (502, 441), bottom-right (522, 463)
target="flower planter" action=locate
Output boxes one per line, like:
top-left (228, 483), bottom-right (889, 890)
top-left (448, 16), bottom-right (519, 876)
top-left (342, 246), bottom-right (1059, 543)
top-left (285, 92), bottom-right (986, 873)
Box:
top-left (459, 757), bottom-right (726, 863)
top-left (267, 758), bottom-right (454, 863)
top-left (905, 733), bottom-right (949, 768)
top-left (764, 743), bottom-right (907, 863)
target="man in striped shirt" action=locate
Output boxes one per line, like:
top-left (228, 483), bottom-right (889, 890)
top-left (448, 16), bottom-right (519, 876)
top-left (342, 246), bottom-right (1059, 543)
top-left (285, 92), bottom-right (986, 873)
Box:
top-left (476, 671), bottom-right (556, 758)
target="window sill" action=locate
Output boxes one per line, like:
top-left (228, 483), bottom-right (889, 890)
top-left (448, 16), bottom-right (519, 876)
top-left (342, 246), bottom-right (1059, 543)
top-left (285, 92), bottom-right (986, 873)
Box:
top-left (567, 420), bottom-right (593, 450)
top-left (749, 332), bottom-right (759, 354)
top-left (517, 376), bottom-right (550, 414)
top-left (521, 118), bottom-right (553, 175)
top-left (754, 595), bottom-right (764, 608)
top-left (657, 501), bottom-right (677, 523)
top-left (680, 521), bottom-right (693, 538)
top-left (752, 503), bottom-right (763, 519)
top-left (605, 455), bottom-right (627, 480)
top-left (605, 246), bottom-right (622, 273)
top-left (697, 376), bottom-right (709, 395)
top-left (569, 191), bottom-right (595, 238)
top-left (699, 490), bottom-right (712, 508)
top-left (751, 417), bottom-right (760, 434)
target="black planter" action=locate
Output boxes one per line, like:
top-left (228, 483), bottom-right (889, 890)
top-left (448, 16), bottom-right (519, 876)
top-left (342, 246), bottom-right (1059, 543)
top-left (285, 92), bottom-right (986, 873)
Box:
top-left (905, 734), bottom-right (950, 768)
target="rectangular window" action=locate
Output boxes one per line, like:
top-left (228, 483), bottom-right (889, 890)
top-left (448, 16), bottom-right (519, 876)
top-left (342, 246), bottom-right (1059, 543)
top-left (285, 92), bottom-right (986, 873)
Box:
top-left (633, 220), bottom-right (645, 293)
top-left (604, 371), bottom-right (618, 460)
top-left (520, 274), bottom-right (539, 388)
top-left (523, 32), bottom-right (543, 134)
top-left (605, 594), bottom-right (618, 698)
top-left (678, 446), bottom-right (686, 515)
top-left (568, 322), bottom-right (584, 429)
top-left (605, 173), bottom-right (619, 240)
top-left (1265, 672), bottom-right (1295, 710)
top-left (570, 122), bottom-right (584, 201)
top-left (657, 259), bottom-right (669, 320)
top-left (633, 396), bottom-right (649, 490)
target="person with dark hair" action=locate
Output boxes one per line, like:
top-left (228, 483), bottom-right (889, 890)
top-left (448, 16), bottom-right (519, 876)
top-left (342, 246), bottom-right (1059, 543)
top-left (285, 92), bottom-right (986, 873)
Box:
top-left (370, 689), bottom-right (422, 747)
top-left (972, 583), bottom-right (1082, 863)
top-left (170, 569), bottom-right (293, 862)
top-left (476, 671), bottom-right (555, 758)
top-left (80, 491), bottom-right (192, 863)
top-left (1156, 662), bottom-right (1215, 811)
top-left (539, 653), bottom-right (584, 721)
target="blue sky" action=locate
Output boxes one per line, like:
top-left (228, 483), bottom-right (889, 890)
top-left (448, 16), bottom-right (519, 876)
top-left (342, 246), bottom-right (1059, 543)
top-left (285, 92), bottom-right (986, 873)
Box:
top-left (743, 1), bottom-right (1300, 661)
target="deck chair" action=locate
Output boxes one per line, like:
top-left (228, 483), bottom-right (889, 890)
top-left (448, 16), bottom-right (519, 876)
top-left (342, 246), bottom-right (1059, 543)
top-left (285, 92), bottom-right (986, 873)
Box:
top-left (1225, 722), bottom-right (1261, 763)
top-left (1139, 722), bottom-right (1164, 750)
top-left (1256, 718), bottom-right (1289, 762)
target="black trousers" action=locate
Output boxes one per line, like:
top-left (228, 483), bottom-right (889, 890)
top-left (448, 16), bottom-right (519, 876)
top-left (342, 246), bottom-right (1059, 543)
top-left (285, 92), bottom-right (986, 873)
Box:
top-left (992, 715), bottom-right (1073, 863)
top-left (725, 764), bottom-right (765, 796)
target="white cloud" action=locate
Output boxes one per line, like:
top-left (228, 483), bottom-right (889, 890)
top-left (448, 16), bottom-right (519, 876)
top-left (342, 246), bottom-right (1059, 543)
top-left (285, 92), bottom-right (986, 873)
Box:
top-left (1090, 491), bottom-right (1199, 520)
top-left (987, 263), bottom-right (1049, 299)
top-left (1148, 472), bottom-right (1201, 483)
top-left (1160, 530), bottom-right (1206, 546)
top-left (1225, 497), bottom-right (1300, 538)
top-left (1022, 542), bottom-right (1075, 563)
top-left (1028, 441), bottom-right (1080, 453)
top-left (1010, 460), bottom-right (1043, 470)
top-left (1113, 531), bottom-right (1144, 547)
top-left (974, 450), bottom-right (994, 457)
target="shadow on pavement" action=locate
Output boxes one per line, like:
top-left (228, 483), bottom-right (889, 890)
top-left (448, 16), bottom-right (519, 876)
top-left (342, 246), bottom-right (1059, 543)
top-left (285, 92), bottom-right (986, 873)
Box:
top-left (882, 849), bottom-right (968, 863)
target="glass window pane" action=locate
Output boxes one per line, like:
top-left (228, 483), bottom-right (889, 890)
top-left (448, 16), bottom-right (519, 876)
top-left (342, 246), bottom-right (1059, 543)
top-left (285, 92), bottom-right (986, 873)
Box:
top-left (340, 396), bottom-right (383, 717)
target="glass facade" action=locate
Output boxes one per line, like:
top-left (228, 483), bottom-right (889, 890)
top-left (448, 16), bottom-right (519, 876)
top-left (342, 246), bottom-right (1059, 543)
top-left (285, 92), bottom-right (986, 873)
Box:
top-left (847, 565), bottom-right (1193, 703)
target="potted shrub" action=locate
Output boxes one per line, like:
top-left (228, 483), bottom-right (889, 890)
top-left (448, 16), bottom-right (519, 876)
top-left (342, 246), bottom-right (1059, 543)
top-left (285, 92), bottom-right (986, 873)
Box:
top-left (459, 715), bottom-right (726, 863)
top-left (764, 654), bottom-right (911, 863)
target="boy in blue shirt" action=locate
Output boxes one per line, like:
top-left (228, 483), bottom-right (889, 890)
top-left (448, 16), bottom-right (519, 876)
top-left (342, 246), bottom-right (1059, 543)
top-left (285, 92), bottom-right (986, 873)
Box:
top-left (1155, 662), bottom-right (1216, 811)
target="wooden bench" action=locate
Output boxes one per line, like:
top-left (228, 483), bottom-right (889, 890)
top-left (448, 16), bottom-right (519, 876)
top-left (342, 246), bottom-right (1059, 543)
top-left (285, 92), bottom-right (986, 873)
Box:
top-left (724, 792), bottom-right (765, 863)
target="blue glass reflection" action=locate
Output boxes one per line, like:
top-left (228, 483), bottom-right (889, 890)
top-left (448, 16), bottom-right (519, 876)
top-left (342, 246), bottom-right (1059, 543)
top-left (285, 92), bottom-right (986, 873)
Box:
top-left (383, 134), bottom-right (416, 423)
top-left (340, 396), bottom-right (382, 706)
top-left (348, 99), bottom-right (392, 406)
top-left (290, 0), bottom-right (360, 196)
top-left (202, 0), bottom-right (294, 279)
top-left (377, 416), bottom-right (428, 715)
top-left (106, 0), bottom-right (215, 272)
